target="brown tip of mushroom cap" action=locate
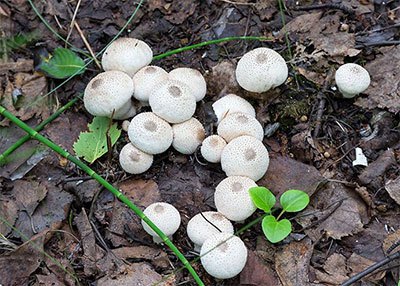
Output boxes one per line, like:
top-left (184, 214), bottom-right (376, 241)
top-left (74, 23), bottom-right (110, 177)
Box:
top-left (172, 118), bottom-right (205, 154)
top-left (119, 143), bottom-right (153, 174)
top-left (101, 37), bottom-right (153, 77)
top-left (214, 176), bottom-right (257, 221)
top-left (217, 112), bottom-right (264, 142)
top-left (169, 67), bottom-right (207, 102)
top-left (128, 112), bottom-right (173, 154)
top-left (221, 135), bottom-right (269, 181)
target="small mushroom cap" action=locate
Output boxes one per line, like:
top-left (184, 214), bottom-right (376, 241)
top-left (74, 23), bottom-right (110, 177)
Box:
top-left (133, 66), bottom-right (169, 102)
top-left (187, 211), bottom-right (234, 249)
top-left (169, 67), bottom-right (207, 102)
top-left (212, 94), bottom-right (255, 124)
top-left (83, 71), bottom-right (135, 119)
top-left (221, 135), bottom-right (269, 181)
top-left (141, 202), bottom-right (181, 239)
top-left (217, 112), bottom-right (264, 142)
top-left (128, 112), bottom-right (173, 154)
top-left (200, 232), bottom-right (248, 279)
top-left (236, 47), bottom-right (288, 93)
top-left (200, 135), bottom-right (227, 163)
top-left (119, 143), bottom-right (153, 174)
top-left (335, 63), bottom-right (371, 98)
top-left (214, 176), bottom-right (257, 221)
top-left (149, 79), bottom-right (197, 123)
top-left (172, 118), bottom-right (205, 154)
top-left (101, 38), bottom-right (153, 77)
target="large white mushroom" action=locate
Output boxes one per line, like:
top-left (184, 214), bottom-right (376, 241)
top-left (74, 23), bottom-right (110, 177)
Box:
top-left (217, 112), bottom-right (264, 142)
top-left (335, 63), bottom-right (371, 98)
top-left (172, 118), bottom-right (205, 154)
top-left (119, 143), bottom-right (153, 174)
top-left (83, 71), bottom-right (135, 120)
top-left (212, 94), bottom-right (255, 124)
top-left (132, 66), bottom-right (169, 102)
top-left (200, 135), bottom-right (227, 163)
top-left (221, 135), bottom-right (269, 181)
top-left (101, 38), bottom-right (153, 77)
top-left (200, 232), bottom-right (248, 279)
top-left (236, 47), bottom-right (288, 93)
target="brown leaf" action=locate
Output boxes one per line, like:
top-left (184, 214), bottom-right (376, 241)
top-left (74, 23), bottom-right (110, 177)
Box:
top-left (314, 253), bottom-right (349, 285)
top-left (240, 250), bottom-right (281, 285)
top-left (35, 273), bottom-right (65, 286)
top-left (347, 253), bottom-right (385, 282)
top-left (358, 149), bottom-right (396, 187)
top-left (385, 176), bottom-right (400, 206)
top-left (112, 246), bottom-right (170, 269)
top-left (0, 198), bottom-right (18, 236)
top-left (355, 46), bottom-right (400, 114)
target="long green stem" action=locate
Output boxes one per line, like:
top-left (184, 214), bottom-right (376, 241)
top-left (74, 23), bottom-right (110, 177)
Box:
top-left (0, 96), bottom-right (79, 165)
top-left (0, 105), bottom-right (204, 286)
top-left (153, 36), bottom-right (270, 61)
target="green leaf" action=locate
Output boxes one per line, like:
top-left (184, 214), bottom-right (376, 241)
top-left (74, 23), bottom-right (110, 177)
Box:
top-left (37, 48), bottom-right (86, 79)
top-left (262, 215), bottom-right (292, 243)
top-left (280, 189), bottom-right (310, 212)
top-left (249, 186), bottom-right (276, 213)
top-left (73, 117), bottom-right (121, 163)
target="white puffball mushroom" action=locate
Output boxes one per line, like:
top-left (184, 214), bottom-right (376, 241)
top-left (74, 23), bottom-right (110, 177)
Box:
top-left (214, 176), bottom-right (257, 222)
top-left (187, 212), bottom-right (234, 252)
top-left (101, 38), bottom-right (153, 77)
top-left (212, 94), bottom-right (255, 124)
top-left (128, 112), bottom-right (173, 154)
top-left (83, 71), bottom-right (135, 120)
top-left (221, 135), bottom-right (269, 181)
top-left (200, 135), bottom-right (227, 163)
top-left (335, 63), bottom-right (371, 98)
top-left (149, 79), bottom-right (196, 124)
top-left (133, 66), bottom-right (169, 102)
top-left (236, 47), bottom-right (288, 93)
top-left (172, 118), bottom-right (205, 154)
top-left (217, 112), bottom-right (264, 142)
top-left (141, 202), bottom-right (181, 244)
top-left (169, 67), bottom-right (207, 102)
top-left (200, 232), bottom-right (248, 279)
top-left (119, 143), bottom-right (153, 174)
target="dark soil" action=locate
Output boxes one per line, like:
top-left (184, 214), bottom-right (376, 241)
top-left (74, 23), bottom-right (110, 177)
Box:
top-left (1, 0), bottom-right (400, 286)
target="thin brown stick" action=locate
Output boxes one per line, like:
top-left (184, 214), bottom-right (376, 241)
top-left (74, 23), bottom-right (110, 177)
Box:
top-left (66, 0), bottom-right (82, 44)
top-left (313, 68), bottom-right (334, 138)
top-left (74, 21), bottom-right (101, 69)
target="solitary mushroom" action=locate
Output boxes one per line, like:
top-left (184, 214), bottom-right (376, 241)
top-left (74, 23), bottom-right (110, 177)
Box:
top-left (200, 232), bottom-right (248, 279)
top-left (119, 143), bottom-right (153, 174)
top-left (83, 71), bottom-right (135, 120)
top-left (141, 202), bottom-right (181, 243)
top-left (236, 47), bottom-right (288, 93)
top-left (200, 135), bottom-right (227, 163)
top-left (221, 135), bottom-right (269, 181)
top-left (149, 79), bottom-right (196, 123)
top-left (132, 66), bottom-right (169, 102)
top-left (212, 94), bottom-right (255, 124)
top-left (217, 112), bottom-right (264, 142)
top-left (214, 176), bottom-right (257, 222)
top-left (335, 63), bottom-right (371, 98)
top-left (187, 211), bottom-right (234, 252)
top-left (172, 118), bottom-right (205, 154)
top-left (127, 112), bottom-right (173, 154)
top-left (101, 38), bottom-right (153, 77)
top-left (169, 67), bottom-right (207, 102)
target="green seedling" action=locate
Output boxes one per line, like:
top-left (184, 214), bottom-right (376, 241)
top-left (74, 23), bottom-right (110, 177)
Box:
top-left (249, 187), bottom-right (309, 243)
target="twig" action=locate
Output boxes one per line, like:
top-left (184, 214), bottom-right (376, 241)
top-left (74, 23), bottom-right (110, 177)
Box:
top-left (73, 21), bottom-right (101, 69)
top-left (220, 0), bottom-right (255, 6)
top-left (65, 0), bottom-right (82, 44)
top-left (341, 250), bottom-right (400, 286)
top-left (355, 41), bottom-right (400, 49)
top-left (293, 3), bottom-right (355, 15)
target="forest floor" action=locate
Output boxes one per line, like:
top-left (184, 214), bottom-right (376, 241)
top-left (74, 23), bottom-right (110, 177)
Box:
top-left (0, 0), bottom-right (400, 285)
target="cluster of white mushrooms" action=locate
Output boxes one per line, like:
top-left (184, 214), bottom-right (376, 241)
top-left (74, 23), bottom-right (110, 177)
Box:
top-left (82, 37), bottom-right (371, 280)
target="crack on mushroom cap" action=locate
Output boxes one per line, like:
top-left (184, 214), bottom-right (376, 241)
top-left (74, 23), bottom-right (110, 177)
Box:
top-left (168, 85), bottom-right (182, 97)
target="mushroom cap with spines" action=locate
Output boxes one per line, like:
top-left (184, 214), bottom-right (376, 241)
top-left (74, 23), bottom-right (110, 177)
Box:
top-left (187, 211), bottom-right (234, 252)
top-left (221, 135), bottom-right (269, 181)
top-left (172, 118), bottom-right (205, 154)
top-left (169, 67), bottom-right (207, 102)
top-left (334, 63), bottom-right (371, 98)
top-left (127, 112), bottom-right (173, 154)
top-left (200, 135), bottom-right (227, 163)
top-left (119, 143), bottom-right (153, 174)
top-left (200, 232), bottom-right (248, 279)
top-left (214, 176), bottom-right (257, 221)
top-left (149, 79), bottom-right (196, 124)
top-left (217, 112), bottom-right (264, 142)
top-left (141, 202), bottom-right (181, 243)
top-left (83, 71), bottom-right (135, 120)
top-left (236, 47), bottom-right (288, 93)
top-left (212, 94), bottom-right (256, 124)
top-left (101, 38), bottom-right (153, 77)
top-left (133, 66), bottom-right (169, 102)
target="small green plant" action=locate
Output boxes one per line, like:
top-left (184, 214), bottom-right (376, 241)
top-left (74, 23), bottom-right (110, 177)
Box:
top-left (249, 187), bottom-right (309, 243)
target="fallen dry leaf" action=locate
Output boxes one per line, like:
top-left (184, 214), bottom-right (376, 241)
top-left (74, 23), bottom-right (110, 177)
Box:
top-left (347, 253), bottom-right (386, 282)
top-left (314, 253), bottom-right (349, 285)
top-left (112, 245), bottom-right (170, 269)
top-left (355, 45), bottom-right (400, 114)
